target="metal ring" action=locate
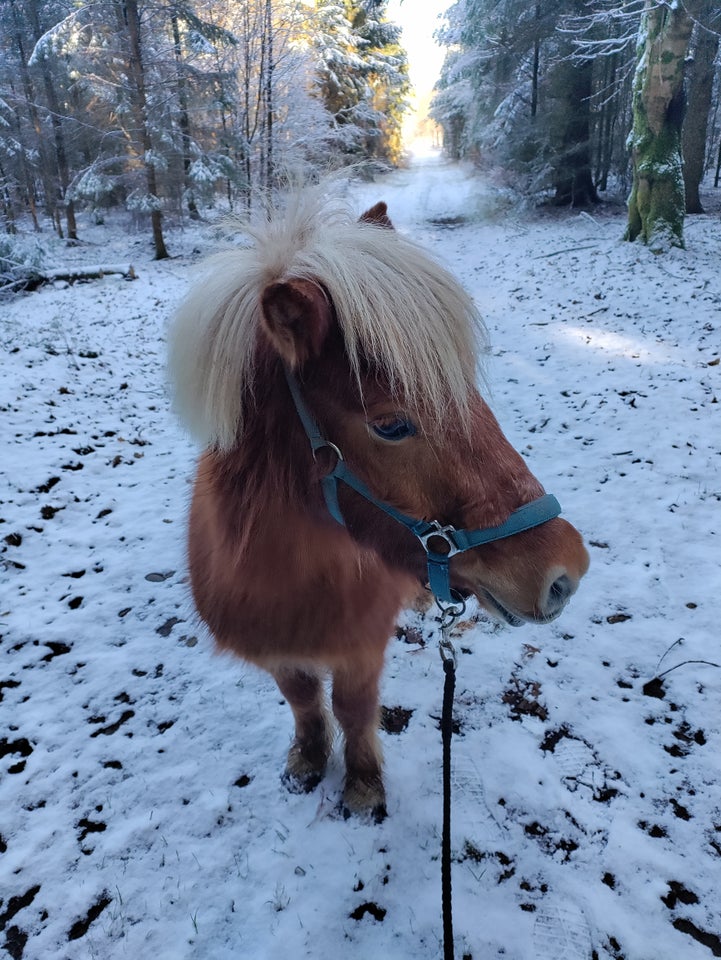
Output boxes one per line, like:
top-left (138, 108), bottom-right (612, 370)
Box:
top-left (435, 593), bottom-right (467, 621)
top-left (417, 521), bottom-right (462, 558)
top-left (311, 441), bottom-right (344, 464)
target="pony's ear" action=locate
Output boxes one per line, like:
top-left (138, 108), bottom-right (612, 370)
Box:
top-left (359, 201), bottom-right (394, 229)
top-left (260, 278), bottom-right (333, 367)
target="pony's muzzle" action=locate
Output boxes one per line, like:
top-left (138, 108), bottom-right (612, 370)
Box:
top-left (541, 573), bottom-right (575, 620)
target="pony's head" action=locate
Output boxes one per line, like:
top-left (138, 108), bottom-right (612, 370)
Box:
top-left (169, 192), bottom-right (588, 624)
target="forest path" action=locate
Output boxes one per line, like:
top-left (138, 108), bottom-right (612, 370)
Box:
top-left (1, 157), bottom-right (720, 960)
top-left (353, 143), bottom-right (500, 234)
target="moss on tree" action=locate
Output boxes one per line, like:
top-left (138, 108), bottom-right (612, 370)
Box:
top-left (625, 2), bottom-right (693, 252)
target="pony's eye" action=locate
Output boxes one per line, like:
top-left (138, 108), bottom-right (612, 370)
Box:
top-left (371, 416), bottom-right (416, 441)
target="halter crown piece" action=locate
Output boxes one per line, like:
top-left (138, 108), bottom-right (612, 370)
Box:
top-left (283, 367), bottom-right (562, 604)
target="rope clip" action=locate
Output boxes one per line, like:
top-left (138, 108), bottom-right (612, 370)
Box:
top-left (435, 593), bottom-right (464, 671)
top-left (438, 635), bottom-right (457, 670)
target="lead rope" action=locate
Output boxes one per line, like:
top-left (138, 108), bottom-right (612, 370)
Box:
top-left (437, 599), bottom-right (464, 960)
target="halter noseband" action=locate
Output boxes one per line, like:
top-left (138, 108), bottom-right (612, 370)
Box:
top-left (284, 367), bottom-right (562, 604)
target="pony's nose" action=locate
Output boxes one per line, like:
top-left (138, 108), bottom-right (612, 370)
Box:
top-left (543, 574), bottom-right (575, 619)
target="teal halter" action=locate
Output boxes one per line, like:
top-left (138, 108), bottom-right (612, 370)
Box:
top-left (284, 367), bottom-right (562, 604)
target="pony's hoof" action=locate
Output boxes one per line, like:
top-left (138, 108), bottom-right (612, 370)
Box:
top-left (282, 739), bottom-right (329, 794)
top-left (343, 776), bottom-right (387, 822)
top-left (342, 801), bottom-right (387, 824)
top-left (282, 767), bottom-right (323, 794)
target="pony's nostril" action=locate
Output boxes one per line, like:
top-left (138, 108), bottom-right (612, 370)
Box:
top-left (547, 574), bottom-right (573, 613)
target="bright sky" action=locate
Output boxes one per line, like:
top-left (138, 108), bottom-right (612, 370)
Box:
top-left (386, 0), bottom-right (449, 99)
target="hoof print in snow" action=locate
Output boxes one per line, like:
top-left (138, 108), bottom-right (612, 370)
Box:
top-left (460, 844), bottom-right (515, 882)
top-left (671, 918), bottom-right (721, 956)
top-left (4, 925), bottom-right (29, 960)
top-left (349, 901), bottom-right (386, 922)
top-left (524, 821), bottom-right (579, 862)
top-left (638, 820), bottom-right (667, 839)
top-left (602, 935), bottom-right (626, 959)
top-left (0, 885), bottom-right (41, 944)
top-left (670, 798), bottom-right (691, 820)
top-left (156, 617), bottom-right (183, 637)
top-left (642, 677), bottom-right (666, 699)
top-left (380, 705), bottom-right (413, 734)
top-left (606, 612), bottom-right (632, 624)
top-left (502, 677), bottom-right (548, 722)
top-left (0, 680), bottom-right (21, 703)
top-left (42, 641), bottom-right (72, 661)
top-left (89, 710), bottom-right (134, 738)
top-left (35, 476), bottom-right (60, 494)
top-left (67, 893), bottom-right (112, 941)
top-left (665, 722), bottom-right (706, 758)
top-left (1, 738), bottom-right (33, 774)
top-left (661, 880), bottom-right (699, 910)
top-left (77, 817), bottom-right (107, 848)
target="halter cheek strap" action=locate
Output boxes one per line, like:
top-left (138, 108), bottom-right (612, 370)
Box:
top-left (283, 367), bottom-right (562, 603)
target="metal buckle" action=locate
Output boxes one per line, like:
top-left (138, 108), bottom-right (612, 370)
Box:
top-left (416, 521), bottom-right (461, 558)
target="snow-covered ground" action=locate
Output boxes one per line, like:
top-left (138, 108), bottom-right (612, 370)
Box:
top-left (2, 149), bottom-right (720, 960)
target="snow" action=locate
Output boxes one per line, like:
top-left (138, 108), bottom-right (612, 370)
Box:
top-left (2, 148), bottom-right (720, 960)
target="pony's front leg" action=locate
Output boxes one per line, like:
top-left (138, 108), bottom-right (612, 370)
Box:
top-left (271, 667), bottom-right (333, 793)
top-left (332, 656), bottom-right (386, 821)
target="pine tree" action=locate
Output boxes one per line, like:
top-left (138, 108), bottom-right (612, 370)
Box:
top-left (313, 0), bottom-right (408, 163)
top-left (0, 0), bottom-right (82, 237)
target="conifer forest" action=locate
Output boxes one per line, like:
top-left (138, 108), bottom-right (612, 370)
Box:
top-left (2, 1), bottom-right (721, 268)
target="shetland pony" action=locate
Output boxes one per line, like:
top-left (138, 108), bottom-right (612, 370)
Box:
top-left (169, 193), bottom-right (588, 819)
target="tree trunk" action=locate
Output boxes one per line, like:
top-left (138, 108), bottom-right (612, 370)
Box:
top-left (171, 12), bottom-right (200, 221)
top-left (595, 54), bottom-right (618, 192)
top-left (264, 0), bottom-right (274, 191)
top-left (531, 5), bottom-right (540, 120)
top-left (0, 157), bottom-right (18, 234)
top-left (682, 17), bottom-right (718, 214)
top-left (9, 91), bottom-right (41, 231)
top-left (552, 57), bottom-right (599, 207)
top-left (124, 0), bottom-right (169, 260)
top-left (9, 0), bottom-right (56, 226)
top-left (26, 1), bottom-right (78, 240)
top-left (626, 1), bottom-right (694, 251)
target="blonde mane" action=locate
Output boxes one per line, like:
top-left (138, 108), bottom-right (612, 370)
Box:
top-left (168, 190), bottom-right (487, 450)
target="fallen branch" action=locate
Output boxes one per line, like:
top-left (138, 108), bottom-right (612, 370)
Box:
top-left (29, 264), bottom-right (137, 289)
top-left (3, 263), bottom-right (137, 293)
top-left (532, 244), bottom-right (599, 259)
